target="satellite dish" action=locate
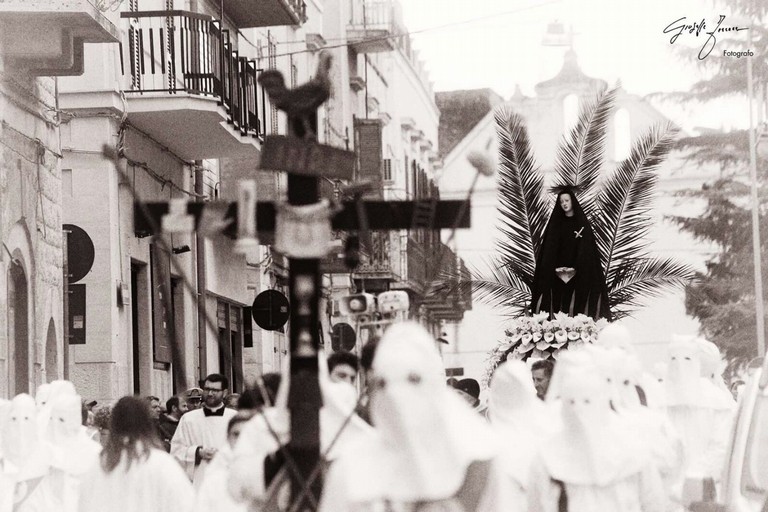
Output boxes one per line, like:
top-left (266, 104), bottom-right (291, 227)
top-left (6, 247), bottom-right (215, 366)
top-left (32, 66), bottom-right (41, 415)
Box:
top-left (251, 290), bottom-right (290, 331)
top-left (63, 224), bottom-right (95, 283)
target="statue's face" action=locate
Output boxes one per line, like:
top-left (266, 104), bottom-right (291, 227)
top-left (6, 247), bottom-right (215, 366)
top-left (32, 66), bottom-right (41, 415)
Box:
top-left (559, 193), bottom-right (573, 215)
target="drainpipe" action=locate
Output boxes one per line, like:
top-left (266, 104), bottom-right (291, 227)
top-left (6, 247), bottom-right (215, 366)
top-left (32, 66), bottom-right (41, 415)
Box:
top-left (195, 162), bottom-right (207, 381)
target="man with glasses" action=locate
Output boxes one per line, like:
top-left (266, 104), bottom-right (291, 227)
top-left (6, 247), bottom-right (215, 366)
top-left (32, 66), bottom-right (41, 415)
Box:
top-left (171, 373), bottom-right (237, 487)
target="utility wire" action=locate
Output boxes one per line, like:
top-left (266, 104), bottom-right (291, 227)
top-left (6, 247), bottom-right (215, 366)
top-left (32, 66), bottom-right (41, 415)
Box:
top-left (236, 0), bottom-right (561, 59)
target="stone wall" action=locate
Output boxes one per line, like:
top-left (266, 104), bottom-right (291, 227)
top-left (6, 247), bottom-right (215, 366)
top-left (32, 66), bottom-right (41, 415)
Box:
top-left (0, 70), bottom-right (63, 398)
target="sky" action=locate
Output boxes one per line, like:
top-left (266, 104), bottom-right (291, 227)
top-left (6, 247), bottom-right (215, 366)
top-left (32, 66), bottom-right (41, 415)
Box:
top-left (397, 0), bottom-right (750, 131)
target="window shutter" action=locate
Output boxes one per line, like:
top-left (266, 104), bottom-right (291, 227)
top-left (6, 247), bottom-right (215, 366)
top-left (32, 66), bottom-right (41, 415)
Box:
top-left (383, 159), bottom-right (392, 182)
top-left (150, 243), bottom-right (173, 364)
top-left (354, 118), bottom-right (383, 196)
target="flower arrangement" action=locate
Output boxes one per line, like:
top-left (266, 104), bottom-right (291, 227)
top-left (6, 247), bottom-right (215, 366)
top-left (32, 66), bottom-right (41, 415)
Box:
top-left (483, 312), bottom-right (609, 386)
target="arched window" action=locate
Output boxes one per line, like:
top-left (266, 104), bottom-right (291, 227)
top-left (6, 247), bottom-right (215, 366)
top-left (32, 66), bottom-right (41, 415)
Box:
top-left (8, 260), bottom-right (29, 394)
top-left (614, 108), bottom-right (631, 161)
top-left (563, 94), bottom-right (579, 132)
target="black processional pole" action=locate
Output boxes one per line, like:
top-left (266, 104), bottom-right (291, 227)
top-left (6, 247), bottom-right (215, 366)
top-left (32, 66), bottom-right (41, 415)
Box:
top-left (258, 51), bottom-right (338, 510)
top-left (284, 112), bottom-right (323, 508)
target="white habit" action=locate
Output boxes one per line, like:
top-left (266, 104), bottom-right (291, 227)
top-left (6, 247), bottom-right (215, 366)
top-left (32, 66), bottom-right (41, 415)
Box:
top-left (78, 447), bottom-right (194, 512)
top-left (171, 406), bottom-right (237, 486)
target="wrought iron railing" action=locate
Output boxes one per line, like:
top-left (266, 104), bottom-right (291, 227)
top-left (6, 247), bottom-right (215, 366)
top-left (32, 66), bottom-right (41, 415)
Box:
top-left (348, 1), bottom-right (397, 32)
top-left (120, 10), bottom-right (266, 138)
top-left (288, 0), bottom-right (308, 23)
top-left (357, 231), bottom-right (393, 274)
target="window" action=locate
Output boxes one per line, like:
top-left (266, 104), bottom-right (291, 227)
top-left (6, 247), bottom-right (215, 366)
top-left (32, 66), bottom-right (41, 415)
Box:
top-left (217, 300), bottom-right (244, 392)
top-left (614, 108), bottom-right (631, 161)
top-left (563, 94), bottom-right (579, 132)
top-left (383, 159), bottom-right (393, 182)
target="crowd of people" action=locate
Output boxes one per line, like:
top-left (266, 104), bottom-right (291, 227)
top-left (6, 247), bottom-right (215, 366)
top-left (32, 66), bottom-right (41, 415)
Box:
top-left (0, 320), bottom-right (751, 511)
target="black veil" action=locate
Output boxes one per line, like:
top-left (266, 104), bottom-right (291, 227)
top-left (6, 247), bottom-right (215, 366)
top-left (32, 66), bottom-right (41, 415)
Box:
top-left (529, 189), bottom-right (611, 321)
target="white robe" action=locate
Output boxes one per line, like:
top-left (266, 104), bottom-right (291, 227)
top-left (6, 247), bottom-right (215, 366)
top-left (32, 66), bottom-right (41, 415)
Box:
top-left (195, 446), bottom-right (246, 512)
top-left (171, 407), bottom-right (237, 486)
top-left (77, 448), bottom-right (193, 512)
top-left (529, 457), bottom-right (666, 512)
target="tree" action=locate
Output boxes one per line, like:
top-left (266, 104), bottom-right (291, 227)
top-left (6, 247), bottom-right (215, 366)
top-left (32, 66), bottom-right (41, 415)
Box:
top-left (668, 164), bottom-right (768, 368)
top-left (663, 0), bottom-right (768, 368)
top-left (468, 86), bottom-right (694, 320)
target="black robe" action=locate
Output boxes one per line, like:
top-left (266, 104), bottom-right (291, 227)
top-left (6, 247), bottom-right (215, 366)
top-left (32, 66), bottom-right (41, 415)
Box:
top-left (529, 192), bottom-right (611, 321)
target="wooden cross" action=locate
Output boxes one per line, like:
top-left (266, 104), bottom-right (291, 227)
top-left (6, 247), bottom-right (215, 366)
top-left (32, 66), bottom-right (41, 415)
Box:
top-left (133, 53), bottom-right (471, 510)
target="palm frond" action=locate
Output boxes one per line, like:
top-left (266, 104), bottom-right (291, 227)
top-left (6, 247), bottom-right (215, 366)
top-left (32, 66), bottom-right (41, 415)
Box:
top-left (608, 257), bottom-right (695, 319)
top-left (467, 257), bottom-right (531, 316)
top-left (493, 106), bottom-right (548, 281)
top-left (551, 86), bottom-right (618, 218)
top-left (595, 123), bottom-right (678, 276)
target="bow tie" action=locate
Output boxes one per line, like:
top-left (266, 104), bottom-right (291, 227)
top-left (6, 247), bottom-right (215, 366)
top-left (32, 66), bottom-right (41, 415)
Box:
top-left (203, 407), bottom-right (225, 417)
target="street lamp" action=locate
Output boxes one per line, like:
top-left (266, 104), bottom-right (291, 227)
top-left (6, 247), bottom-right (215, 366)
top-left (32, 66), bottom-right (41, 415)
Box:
top-left (746, 21), bottom-right (766, 358)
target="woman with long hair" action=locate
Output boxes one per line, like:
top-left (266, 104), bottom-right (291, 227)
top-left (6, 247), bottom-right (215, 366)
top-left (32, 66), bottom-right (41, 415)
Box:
top-left (78, 396), bottom-right (194, 512)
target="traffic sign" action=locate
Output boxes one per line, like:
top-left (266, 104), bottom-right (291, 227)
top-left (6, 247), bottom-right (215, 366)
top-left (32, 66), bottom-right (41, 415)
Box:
top-left (331, 322), bottom-right (356, 352)
top-left (63, 224), bottom-right (95, 283)
top-left (251, 290), bottom-right (290, 331)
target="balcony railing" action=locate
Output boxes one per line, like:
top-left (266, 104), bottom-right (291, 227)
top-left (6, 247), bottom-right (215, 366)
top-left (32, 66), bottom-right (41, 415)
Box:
top-left (120, 10), bottom-right (266, 138)
top-left (222, 0), bottom-right (307, 28)
top-left (357, 232), bottom-right (393, 275)
top-left (347, 1), bottom-right (400, 53)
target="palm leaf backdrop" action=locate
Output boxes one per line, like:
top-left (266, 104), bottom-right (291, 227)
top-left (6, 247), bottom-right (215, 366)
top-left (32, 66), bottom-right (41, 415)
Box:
top-left (494, 107), bottom-right (548, 285)
top-left (551, 86), bottom-right (618, 220)
top-left (462, 87), bottom-right (694, 319)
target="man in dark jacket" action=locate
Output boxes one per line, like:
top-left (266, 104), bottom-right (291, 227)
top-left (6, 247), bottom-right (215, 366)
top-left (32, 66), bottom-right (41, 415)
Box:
top-left (158, 395), bottom-right (187, 451)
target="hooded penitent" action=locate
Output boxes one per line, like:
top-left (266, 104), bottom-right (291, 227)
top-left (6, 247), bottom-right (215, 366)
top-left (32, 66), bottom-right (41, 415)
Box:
top-left (695, 338), bottom-right (736, 410)
top-left (529, 189), bottom-right (611, 322)
top-left (601, 344), bottom-right (684, 502)
top-left (37, 380), bottom-right (77, 440)
top-left (665, 336), bottom-right (732, 481)
top-left (228, 351), bottom-right (372, 507)
top-left (488, 360), bottom-right (554, 495)
top-left (0, 393), bottom-right (59, 512)
top-left (319, 322), bottom-right (510, 511)
top-left (47, 393), bottom-right (102, 475)
top-left (531, 349), bottom-right (667, 512)
top-left (596, 323), bottom-right (666, 409)
top-left (539, 351), bottom-right (647, 487)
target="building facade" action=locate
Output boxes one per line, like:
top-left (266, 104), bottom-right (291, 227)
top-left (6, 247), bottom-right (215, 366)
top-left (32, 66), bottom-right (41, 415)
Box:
top-left (0, 0), bottom-right (470, 401)
top-left (0, 0), bottom-right (120, 398)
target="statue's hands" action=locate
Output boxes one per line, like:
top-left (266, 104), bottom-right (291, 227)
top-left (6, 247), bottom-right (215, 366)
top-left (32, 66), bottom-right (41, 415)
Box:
top-left (555, 267), bottom-right (576, 283)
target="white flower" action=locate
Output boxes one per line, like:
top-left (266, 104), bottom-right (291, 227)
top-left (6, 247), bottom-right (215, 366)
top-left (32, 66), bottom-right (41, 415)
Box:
top-left (517, 343), bottom-right (535, 354)
top-left (555, 330), bottom-right (567, 343)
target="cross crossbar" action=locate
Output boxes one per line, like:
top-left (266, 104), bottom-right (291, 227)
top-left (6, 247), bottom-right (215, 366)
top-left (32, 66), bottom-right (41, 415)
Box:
top-left (133, 199), bottom-right (471, 236)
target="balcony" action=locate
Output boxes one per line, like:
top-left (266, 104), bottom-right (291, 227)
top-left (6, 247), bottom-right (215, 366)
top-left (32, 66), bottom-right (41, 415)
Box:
top-left (390, 236), bottom-right (427, 295)
top-left (347, 1), bottom-right (401, 53)
top-left (223, 0), bottom-right (307, 28)
top-left (389, 237), bottom-right (471, 320)
top-left (352, 232), bottom-right (396, 292)
top-left (420, 246), bottom-right (472, 322)
top-left (0, 0), bottom-right (119, 76)
top-left (119, 11), bottom-right (266, 160)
